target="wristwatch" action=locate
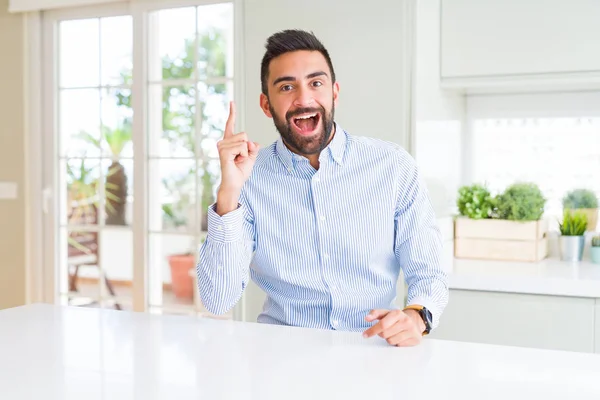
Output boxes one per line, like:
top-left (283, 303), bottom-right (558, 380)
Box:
top-left (403, 305), bottom-right (432, 335)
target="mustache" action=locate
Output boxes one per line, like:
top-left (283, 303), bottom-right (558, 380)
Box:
top-left (286, 107), bottom-right (324, 120)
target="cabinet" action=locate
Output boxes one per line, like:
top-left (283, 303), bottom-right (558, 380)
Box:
top-left (596, 301), bottom-right (600, 354)
top-left (440, 0), bottom-right (600, 88)
top-left (429, 289), bottom-right (597, 353)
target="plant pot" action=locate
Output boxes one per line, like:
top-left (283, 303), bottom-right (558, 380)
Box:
top-left (591, 247), bottom-right (600, 264)
top-left (559, 235), bottom-right (585, 262)
top-left (168, 254), bottom-right (195, 300)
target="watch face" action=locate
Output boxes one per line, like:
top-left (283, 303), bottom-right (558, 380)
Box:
top-left (421, 308), bottom-right (432, 333)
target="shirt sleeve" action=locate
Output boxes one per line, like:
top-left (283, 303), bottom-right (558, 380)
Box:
top-left (393, 152), bottom-right (449, 330)
top-left (196, 190), bottom-right (256, 315)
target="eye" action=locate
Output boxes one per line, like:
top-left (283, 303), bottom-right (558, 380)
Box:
top-left (312, 81), bottom-right (323, 87)
top-left (280, 84), bottom-right (293, 92)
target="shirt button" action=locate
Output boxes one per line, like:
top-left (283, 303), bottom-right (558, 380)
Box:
top-left (217, 265), bottom-right (223, 271)
top-left (330, 285), bottom-right (336, 291)
top-left (323, 253), bottom-right (329, 261)
top-left (217, 225), bottom-right (223, 231)
top-left (314, 177), bottom-right (320, 183)
top-left (332, 320), bottom-right (339, 326)
top-left (320, 215), bottom-right (326, 221)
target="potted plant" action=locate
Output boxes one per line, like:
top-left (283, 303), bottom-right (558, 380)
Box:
top-left (563, 189), bottom-right (598, 232)
top-left (558, 209), bottom-right (587, 262)
top-left (454, 182), bottom-right (548, 262)
top-left (168, 251), bottom-right (196, 300)
top-left (591, 235), bottom-right (600, 264)
top-left (456, 183), bottom-right (496, 219)
top-left (495, 182), bottom-right (546, 221)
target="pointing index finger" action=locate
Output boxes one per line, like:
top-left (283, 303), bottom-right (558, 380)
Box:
top-left (224, 101), bottom-right (236, 139)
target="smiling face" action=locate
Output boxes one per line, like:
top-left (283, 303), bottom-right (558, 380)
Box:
top-left (260, 50), bottom-right (340, 156)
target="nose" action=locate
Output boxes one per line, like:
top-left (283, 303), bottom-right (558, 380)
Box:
top-left (292, 85), bottom-right (315, 108)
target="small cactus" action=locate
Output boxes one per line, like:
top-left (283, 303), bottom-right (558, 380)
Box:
top-left (592, 235), bottom-right (600, 247)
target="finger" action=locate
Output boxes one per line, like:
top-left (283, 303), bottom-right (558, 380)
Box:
top-left (365, 309), bottom-right (390, 323)
top-left (219, 142), bottom-right (248, 161)
top-left (224, 101), bottom-right (236, 139)
top-left (378, 319), bottom-right (409, 339)
top-left (218, 132), bottom-right (247, 147)
top-left (363, 310), bottom-right (399, 338)
top-left (248, 141), bottom-right (260, 159)
top-left (375, 311), bottom-right (408, 339)
top-left (387, 329), bottom-right (421, 346)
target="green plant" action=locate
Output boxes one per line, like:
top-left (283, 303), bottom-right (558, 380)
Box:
top-left (456, 184), bottom-right (496, 219)
top-left (592, 235), bottom-right (600, 247)
top-left (562, 189), bottom-right (598, 209)
top-left (495, 182), bottom-right (546, 221)
top-left (559, 209), bottom-right (588, 236)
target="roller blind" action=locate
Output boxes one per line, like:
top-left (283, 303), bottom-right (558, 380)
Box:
top-left (8, 0), bottom-right (124, 12)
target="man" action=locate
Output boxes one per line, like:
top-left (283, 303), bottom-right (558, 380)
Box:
top-left (197, 29), bottom-right (448, 347)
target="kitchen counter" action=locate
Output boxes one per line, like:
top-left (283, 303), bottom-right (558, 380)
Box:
top-left (2, 304), bottom-right (600, 399)
top-left (447, 257), bottom-right (600, 297)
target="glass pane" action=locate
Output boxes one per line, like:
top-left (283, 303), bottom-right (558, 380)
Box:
top-left (472, 118), bottom-right (600, 222)
top-left (151, 7), bottom-right (196, 82)
top-left (102, 158), bottom-right (133, 226)
top-left (148, 159), bottom-right (197, 232)
top-left (97, 228), bottom-right (133, 310)
top-left (60, 227), bottom-right (100, 304)
top-left (197, 81), bottom-right (233, 142)
top-left (101, 88), bottom-right (133, 158)
top-left (148, 84), bottom-right (196, 158)
top-left (63, 158), bottom-right (102, 227)
top-left (197, 3), bottom-right (234, 79)
top-left (197, 159), bottom-right (219, 232)
top-left (100, 16), bottom-right (133, 86)
top-left (60, 89), bottom-right (101, 158)
top-left (60, 18), bottom-right (99, 88)
top-left (148, 233), bottom-right (198, 309)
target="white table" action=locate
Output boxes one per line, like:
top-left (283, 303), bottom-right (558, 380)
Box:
top-left (2, 304), bottom-right (600, 399)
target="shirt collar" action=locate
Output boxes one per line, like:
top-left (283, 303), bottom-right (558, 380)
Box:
top-left (276, 122), bottom-right (347, 172)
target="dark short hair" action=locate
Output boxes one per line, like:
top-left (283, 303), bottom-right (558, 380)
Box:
top-left (260, 29), bottom-right (336, 96)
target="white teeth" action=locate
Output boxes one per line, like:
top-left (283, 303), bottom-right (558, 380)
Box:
top-left (295, 113), bottom-right (317, 120)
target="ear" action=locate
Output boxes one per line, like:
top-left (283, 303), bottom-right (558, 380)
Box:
top-left (260, 93), bottom-right (273, 118)
top-left (332, 81), bottom-right (340, 108)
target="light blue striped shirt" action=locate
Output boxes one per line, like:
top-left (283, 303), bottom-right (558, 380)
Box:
top-left (197, 124), bottom-right (448, 332)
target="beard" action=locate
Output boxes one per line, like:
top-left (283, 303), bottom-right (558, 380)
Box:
top-left (269, 101), bottom-right (335, 156)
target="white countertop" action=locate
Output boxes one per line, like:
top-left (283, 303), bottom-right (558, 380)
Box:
top-left (2, 304), bottom-right (600, 399)
top-left (448, 257), bottom-right (600, 298)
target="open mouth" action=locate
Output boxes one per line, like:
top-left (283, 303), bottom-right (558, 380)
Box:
top-left (291, 112), bottom-right (320, 135)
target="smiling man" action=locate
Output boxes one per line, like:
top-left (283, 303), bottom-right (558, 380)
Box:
top-left (197, 29), bottom-right (449, 347)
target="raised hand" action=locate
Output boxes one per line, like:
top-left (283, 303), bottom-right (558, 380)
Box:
top-left (216, 101), bottom-right (260, 215)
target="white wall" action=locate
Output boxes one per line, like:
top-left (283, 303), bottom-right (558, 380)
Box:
top-left (241, 0), bottom-right (413, 148)
top-left (410, 0), bottom-right (465, 280)
top-left (413, 0), bottom-right (465, 220)
top-left (239, 0), bottom-right (415, 322)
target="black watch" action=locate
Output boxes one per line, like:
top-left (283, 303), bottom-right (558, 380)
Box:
top-left (406, 306), bottom-right (432, 335)
top-left (419, 307), bottom-right (433, 335)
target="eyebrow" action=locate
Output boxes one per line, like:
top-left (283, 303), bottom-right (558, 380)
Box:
top-left (272, 71), bottom-right (328, 86)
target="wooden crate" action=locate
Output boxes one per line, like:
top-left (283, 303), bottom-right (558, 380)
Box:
top-left (454, 217), bottom-right (548, 262)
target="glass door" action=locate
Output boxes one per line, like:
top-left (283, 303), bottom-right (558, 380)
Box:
top-left (42, 1), bottom-right (237, 318)
top-left (145, 2), bottom-right (234, 316)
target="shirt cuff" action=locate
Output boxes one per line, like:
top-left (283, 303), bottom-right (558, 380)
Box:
top-left (206, 202), bottom-right (245, 243)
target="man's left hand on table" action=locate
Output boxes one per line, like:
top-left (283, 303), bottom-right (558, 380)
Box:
top-left (362, 308), bottom-right (426, 347)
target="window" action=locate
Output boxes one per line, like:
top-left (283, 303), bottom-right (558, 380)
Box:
top-left (43, 1), bottom-right (237, 316)
top-left (472, 118), bottom-right (600, 220)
